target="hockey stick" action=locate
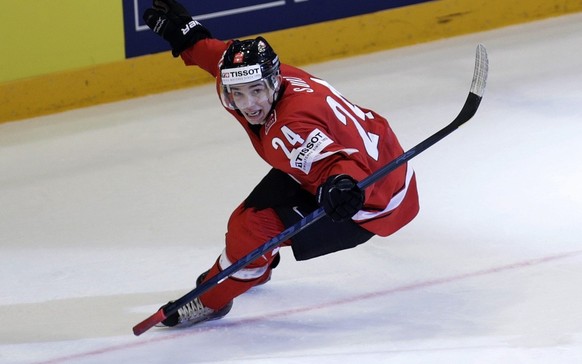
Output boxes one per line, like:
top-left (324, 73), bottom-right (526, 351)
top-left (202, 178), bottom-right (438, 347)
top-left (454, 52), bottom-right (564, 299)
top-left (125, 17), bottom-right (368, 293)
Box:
top-left (133, 44), bottom-right (488, 336)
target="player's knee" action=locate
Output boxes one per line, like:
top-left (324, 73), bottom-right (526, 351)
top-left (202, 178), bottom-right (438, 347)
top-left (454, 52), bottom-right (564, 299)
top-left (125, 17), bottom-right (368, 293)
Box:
top-left (224, 205), bottom-right (284, 268)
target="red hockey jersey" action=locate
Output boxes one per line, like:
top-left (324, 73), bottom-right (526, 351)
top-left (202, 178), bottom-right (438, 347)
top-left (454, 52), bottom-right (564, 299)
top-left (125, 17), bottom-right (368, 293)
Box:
top-left (181, 39), bottom-right (419, 237)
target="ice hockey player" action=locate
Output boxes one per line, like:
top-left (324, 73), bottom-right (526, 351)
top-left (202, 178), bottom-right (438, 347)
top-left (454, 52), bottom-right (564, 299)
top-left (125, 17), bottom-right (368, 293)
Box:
top-left (143, 0), bottom-right (420, 328)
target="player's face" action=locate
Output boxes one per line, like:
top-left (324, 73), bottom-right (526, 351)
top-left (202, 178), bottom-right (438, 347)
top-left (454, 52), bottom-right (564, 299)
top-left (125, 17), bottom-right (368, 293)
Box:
top-left (229, 81), bottom-right (275, 125)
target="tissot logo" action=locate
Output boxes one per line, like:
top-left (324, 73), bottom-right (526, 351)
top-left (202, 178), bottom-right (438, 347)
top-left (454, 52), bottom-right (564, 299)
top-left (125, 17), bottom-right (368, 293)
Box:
top-left (293, 131), bottom-right (325, 168)
top-left (222, 68), bottom-right (260, 78)
top-left (221, 65), bottom-right (263, 85)
top-left (290, 129), bottom-right (333, 174)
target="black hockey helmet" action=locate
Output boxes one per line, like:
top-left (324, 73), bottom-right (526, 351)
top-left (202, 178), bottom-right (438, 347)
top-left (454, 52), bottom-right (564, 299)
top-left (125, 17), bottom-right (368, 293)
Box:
top-left (219, 36), bottom-right (281, 110)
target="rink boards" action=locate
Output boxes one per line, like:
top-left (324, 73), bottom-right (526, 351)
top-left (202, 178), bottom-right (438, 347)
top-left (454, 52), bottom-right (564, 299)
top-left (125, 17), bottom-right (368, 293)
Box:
top-left (1, 0), bottom-right (581, 123)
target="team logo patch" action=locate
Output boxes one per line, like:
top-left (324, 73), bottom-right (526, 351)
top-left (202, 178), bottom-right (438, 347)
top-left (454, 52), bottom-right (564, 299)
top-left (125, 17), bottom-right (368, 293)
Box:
top-left (233, 52), bottom-right (244, 64)
top-left (257, 41), bottom-right (267, 53)
top-left (264, 110), bottom-right (277, 135)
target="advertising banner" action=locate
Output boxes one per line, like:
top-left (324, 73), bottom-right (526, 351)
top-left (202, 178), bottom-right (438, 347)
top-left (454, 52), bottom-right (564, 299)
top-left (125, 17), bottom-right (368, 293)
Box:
top-left (123, 0), bottom-right (434, 58)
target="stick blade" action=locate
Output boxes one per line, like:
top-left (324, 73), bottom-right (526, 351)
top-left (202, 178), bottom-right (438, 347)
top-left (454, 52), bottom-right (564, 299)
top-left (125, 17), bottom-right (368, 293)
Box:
top-left (471, 44), bottom-right (489, 98)
top-left (132, 308), bottom-right (167, 336)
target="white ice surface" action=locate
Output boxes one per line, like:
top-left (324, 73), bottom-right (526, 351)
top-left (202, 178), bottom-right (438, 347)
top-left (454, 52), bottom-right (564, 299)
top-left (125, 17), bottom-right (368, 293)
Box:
top-left (1, 13), bottom-right (582, 364)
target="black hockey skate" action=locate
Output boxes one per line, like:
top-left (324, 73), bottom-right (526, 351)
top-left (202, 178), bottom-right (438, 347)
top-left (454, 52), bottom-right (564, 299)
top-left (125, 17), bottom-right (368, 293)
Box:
top-left (157, 297), bottom-right (233, 328)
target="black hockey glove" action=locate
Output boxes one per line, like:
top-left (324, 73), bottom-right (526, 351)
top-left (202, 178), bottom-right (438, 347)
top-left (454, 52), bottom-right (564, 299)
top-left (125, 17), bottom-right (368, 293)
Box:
top-left (317, 175), bottom-right (364, 222)
top-left (143, 0), bottom-right (211, 57)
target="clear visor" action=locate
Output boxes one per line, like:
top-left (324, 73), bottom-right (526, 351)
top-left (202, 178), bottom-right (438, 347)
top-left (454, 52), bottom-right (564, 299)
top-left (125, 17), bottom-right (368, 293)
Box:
top-left (220, 73), bottom-right (280, 110)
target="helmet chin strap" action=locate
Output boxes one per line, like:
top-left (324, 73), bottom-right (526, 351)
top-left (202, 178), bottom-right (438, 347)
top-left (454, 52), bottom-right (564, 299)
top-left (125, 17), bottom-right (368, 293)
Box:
top-left (260, 82), bottom-right (283, 125)
top-left (263, 75), bottom-right (283, 124)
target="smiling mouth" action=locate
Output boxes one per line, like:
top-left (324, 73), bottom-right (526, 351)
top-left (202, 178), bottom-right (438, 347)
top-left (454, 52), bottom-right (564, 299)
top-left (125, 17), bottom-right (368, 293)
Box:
top-left (246, 110), bottom-right (261, 118)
